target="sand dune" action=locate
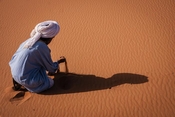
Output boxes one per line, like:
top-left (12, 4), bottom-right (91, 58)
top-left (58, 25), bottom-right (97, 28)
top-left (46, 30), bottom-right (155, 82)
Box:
top-left (0, 0), bottom-right (175, 117)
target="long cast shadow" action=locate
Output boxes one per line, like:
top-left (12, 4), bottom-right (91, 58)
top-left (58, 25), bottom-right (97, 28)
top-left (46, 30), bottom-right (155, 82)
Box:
top-left (40, 72), bottom-right (148, 95)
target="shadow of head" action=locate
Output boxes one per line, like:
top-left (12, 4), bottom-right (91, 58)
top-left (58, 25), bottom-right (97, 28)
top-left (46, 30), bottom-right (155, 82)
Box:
top-left (109, 73), bottom-right (148, 85)
top-left (40, 72), bottom-right (148, 95)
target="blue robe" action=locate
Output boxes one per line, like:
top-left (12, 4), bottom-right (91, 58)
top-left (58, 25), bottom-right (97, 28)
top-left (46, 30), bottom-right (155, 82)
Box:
top-left (9, 40), bottom-right (58, 93)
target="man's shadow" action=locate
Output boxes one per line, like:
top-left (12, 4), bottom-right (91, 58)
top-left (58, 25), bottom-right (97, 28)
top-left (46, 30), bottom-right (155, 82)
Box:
top-left (40, 72), bottom-right (148, 95)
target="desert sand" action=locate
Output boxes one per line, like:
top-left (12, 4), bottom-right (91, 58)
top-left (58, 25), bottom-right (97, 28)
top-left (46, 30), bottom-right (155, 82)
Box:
top-left (0, 0), bottom-right (175, 117)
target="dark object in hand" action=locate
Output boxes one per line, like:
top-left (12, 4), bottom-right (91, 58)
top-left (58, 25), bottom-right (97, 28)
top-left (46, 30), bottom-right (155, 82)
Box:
top-left (58, 56), bottom-right (66, 64)
top-left (48, 72), bottom-right (55, 76)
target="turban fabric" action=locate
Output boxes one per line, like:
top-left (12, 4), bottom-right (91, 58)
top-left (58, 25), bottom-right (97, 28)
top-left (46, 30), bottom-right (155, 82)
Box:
top-left (24, 20), bottom-right (60, 48)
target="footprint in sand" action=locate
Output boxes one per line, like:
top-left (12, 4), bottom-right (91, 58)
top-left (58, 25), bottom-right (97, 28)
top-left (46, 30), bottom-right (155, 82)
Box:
top-left (4, 86), bottom-right (32, 106)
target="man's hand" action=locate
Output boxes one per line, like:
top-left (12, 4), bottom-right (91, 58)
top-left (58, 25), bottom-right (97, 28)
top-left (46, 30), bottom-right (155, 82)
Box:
top-left (48, 72), bottom-right (55, 76)
top-left (58, 56), bottom-right (66, 64)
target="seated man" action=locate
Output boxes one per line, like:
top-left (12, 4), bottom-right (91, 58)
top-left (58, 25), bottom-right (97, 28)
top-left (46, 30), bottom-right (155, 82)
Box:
top-left (9, 20), bottom-right (66, 93)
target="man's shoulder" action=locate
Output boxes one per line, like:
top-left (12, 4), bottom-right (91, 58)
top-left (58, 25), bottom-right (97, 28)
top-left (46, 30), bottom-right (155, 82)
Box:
top-left (35, 41), bottom-right (48, 48)
top-left (34, 41), bottom-right (50, 52)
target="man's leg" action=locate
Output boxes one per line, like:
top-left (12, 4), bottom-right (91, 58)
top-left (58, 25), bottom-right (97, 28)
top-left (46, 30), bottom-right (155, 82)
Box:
top-left (48, 78), bottom-right (54, 88)
top-left (12, 78), bottom-right (22, 91)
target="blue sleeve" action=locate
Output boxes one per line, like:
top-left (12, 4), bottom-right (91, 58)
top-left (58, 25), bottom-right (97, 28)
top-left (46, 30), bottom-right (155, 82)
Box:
top-left (36, 43), bottom-right (59, 73)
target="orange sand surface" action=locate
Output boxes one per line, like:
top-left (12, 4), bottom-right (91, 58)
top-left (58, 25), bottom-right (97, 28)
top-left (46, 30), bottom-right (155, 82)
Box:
top-left (0, 0), bottom-right (175, 117)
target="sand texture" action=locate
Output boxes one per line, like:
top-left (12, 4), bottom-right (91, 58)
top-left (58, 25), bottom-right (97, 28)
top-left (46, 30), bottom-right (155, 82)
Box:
top-left (0, 0), bottom-right (175, 117)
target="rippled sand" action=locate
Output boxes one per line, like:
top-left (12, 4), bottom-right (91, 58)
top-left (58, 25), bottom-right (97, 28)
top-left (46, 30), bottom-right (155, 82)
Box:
top-left (0, 0), bottom-right (175, 117)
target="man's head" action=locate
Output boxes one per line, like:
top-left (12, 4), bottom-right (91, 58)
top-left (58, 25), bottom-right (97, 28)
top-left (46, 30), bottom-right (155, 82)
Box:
top-left (40, 37), bottom-right (54, 45)
top-left (24, 20), bottom-right (60, 48)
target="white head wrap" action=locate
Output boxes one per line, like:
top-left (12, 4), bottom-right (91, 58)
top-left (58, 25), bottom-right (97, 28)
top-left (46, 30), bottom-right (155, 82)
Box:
top-left (24, 20), bottom-right (60, 48)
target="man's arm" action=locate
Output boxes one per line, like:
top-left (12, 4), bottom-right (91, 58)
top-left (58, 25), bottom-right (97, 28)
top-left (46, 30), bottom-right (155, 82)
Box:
top-left (48, 56), bottom-right (66, 76)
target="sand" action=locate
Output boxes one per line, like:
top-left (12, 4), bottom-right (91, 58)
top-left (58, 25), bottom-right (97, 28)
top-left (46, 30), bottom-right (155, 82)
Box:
top-left (0, 0), bottom-right (175, 117)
